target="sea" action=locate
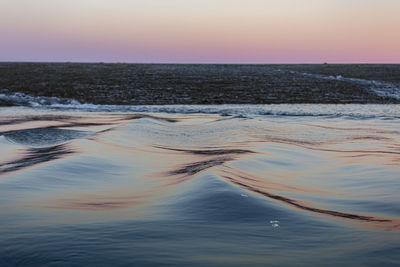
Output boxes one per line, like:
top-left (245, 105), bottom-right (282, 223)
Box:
top-left (0, 97), bottom-right (399, 266)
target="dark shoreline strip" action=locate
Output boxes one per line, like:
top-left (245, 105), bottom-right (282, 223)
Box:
top-left (1, 63), bottom-right (400, 105)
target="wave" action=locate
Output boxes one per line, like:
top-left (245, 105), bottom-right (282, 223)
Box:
top-left (1, 89), bottom-right (400, 119)
top-left (283, 70), bottom-right (400, 100)
top-left (0, 143), bottom-right (74, 175)
top-left (0, 89), bottom-right (81, 107)
top-left (0, 106), bottom-right (399, 230)
top-left (3, 128), bottom-right (88, 147)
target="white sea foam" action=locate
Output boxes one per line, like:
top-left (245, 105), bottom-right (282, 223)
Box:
top-left (0, 89), bottom-right (81, 107)
top-left (285, 70), bottom-right (400, 100)
top-left (1, 89), bottom-right (400, 119)
top-left (270, 220), bottom-right (280, 228)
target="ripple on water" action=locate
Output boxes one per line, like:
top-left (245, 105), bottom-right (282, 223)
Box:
top-left (0, 106), bottom-right (399, 265)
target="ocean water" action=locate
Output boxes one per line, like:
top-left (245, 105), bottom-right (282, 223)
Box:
top-left (0, 105), bottom-right (399, 266)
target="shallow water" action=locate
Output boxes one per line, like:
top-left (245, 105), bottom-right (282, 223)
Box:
top-left (0, 105), bottom-right (399, 266)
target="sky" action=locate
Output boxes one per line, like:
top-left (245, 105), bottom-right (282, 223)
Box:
top-left (0, 0), bottom-right (399, 63)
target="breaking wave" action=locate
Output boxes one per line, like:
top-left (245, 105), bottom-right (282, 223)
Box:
top-left (1, 89), bottom-right (400, 119)
top-left (282, 69), bottom-right (400, 100)
top-left (0, 89), bottom-right (81, 107)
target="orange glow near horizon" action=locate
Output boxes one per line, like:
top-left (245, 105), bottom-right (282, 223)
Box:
top-left (0, 0), bottom-right (399, 63)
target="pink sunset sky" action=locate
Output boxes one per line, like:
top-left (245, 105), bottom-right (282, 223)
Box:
top-left (1, 0), bottom-right (399, 63)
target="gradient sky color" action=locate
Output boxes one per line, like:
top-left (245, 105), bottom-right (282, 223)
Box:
top-left (1, 0), bottom-right (399, 63)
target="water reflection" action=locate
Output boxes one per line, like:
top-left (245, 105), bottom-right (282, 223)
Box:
top-left (1, 107), bottom-right (400, 265)
top-left (0, 107), bottom-right (399, 262)
top-left (1, 110), bottom-right (399, 230)
top-left (0, 144), bottom-right (74, 174)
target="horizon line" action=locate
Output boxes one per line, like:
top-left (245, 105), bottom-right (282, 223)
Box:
top-left (1, 60), bottom-right (399, 65)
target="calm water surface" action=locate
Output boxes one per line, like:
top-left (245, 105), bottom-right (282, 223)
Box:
top-left (0, 105), bottom-right (399, 266)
